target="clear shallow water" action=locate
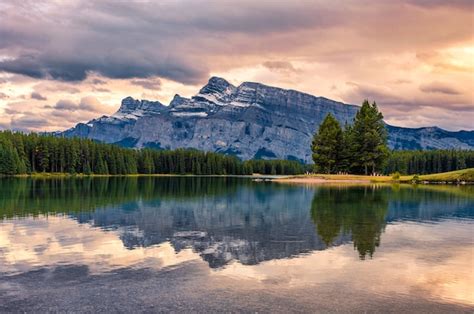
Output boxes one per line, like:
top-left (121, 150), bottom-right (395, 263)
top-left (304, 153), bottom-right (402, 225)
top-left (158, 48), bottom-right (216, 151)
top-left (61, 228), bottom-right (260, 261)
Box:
top-left (0, 177), bottom-right (473, 312)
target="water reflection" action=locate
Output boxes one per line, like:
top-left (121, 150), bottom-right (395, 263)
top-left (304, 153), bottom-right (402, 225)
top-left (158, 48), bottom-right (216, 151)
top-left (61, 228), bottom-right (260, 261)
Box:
top-left (1, 178), bottom-right (473, 268)
top-left (1, 178), bottom-right (473, 309)
top-left (311, 186), bottom-right (388, 259)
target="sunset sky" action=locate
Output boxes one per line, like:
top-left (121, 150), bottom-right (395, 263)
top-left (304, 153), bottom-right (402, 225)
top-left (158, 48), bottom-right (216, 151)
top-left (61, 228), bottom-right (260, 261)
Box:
top-left (0, 0), bottom-right (472, 132)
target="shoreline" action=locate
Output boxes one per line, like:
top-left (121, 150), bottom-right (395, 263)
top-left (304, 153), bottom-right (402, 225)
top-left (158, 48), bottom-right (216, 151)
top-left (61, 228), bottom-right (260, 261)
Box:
top-left (271, 170), bottom-right (474, 185)
top-left (1, 168), bottom-right (473, 184)
top-left (272, 177), bottom-right (374, 184)
top-left (1, 173), bottom-right (285, 179)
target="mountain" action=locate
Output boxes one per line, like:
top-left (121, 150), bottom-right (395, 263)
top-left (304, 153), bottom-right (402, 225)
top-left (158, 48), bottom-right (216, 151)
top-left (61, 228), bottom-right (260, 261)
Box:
top-left (61, 77), bottom-right (474, 163)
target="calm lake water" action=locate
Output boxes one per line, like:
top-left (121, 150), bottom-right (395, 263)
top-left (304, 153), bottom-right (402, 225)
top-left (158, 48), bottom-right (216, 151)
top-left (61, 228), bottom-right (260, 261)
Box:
top-left (0, 177), bottom-right (473, 312)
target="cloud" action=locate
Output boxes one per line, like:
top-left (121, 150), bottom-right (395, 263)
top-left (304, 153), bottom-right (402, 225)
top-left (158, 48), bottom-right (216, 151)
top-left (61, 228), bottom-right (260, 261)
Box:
top-left (343, 82), bottom-right (405, 107)
top-left (262, 61), bottom-right (297, 72)
top-left (31, 91), bottom-right (47, 100)
top-left (1, 95), bottom-right (116, 132)
top-left (10, 116), bottom-right (49, 131)
top-left (1, 0), bottom-right (470, 86)
top-left (131, 78), bottom-right (162, 90)
top-left (341, 81), bottom-right (474, 130)
top-left (91, 78), bottom-right (107, 85)
top-left (92, 87), bottom-right (110, 93)
top-left (33, 82), bottom-right (81, 94)
top-left (53, 99), bottom-right (77, 111)
top-left (79, 96), bottom-right (109, 113)
top-left (0, 92), bottom-right (8, 99)
top-left (0, 0), bottom-right (472, 131)
top-left (404, 0), bottom-right (474, 9)
top-left (4, 107), bottom-right (22, 115)
top-left (53, 97), bottom-right (110, 113)
top-left (419, 82), bottom-right (461, 95)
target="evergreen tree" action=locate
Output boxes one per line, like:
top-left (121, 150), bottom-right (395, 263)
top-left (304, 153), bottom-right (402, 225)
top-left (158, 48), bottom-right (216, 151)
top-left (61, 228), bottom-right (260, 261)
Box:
top-left (350, 100), bottom-right (388, 175)
top-left (339, 122), bottom-right (353, 173)
top-left (311, 114), bottom-right (343, 174)
top-left (0, 144), bottom-right (17, 175)
top-left (38, 138), bottom-right (50, 172)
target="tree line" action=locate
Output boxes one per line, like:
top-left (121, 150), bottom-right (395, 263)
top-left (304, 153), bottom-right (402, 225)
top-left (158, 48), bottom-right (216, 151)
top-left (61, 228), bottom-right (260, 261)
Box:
top-left (0, 131), bottom-right (307, 176)
top-left (384, 149), bottom-right (474, 175)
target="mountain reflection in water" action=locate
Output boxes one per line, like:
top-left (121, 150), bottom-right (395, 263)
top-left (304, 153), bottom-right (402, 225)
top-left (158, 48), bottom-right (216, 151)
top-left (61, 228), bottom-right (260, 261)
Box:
top-left (1, 177), bottom-right (472, 269)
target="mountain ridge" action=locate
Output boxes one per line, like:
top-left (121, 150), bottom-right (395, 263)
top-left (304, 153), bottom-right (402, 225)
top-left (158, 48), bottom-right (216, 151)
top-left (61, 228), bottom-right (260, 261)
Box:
top-left (61, 77), bottom-right (474, 162)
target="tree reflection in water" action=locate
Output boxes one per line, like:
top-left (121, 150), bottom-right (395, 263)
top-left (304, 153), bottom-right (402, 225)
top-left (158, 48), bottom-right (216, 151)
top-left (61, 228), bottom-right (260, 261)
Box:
top-left (311, 185), bottom-right (388, 259)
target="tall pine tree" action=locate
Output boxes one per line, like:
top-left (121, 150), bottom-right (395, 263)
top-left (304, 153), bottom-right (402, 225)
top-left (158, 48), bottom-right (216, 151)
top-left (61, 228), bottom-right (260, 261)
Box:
top-left (350, 100), bottom-right (388, 175)
top-left (311, 114), bottom-right (343, 174)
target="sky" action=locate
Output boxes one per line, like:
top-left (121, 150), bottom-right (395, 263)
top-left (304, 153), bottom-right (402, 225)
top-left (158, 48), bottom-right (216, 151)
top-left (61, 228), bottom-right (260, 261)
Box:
top-left (0, 0), bottom-right (473, 132)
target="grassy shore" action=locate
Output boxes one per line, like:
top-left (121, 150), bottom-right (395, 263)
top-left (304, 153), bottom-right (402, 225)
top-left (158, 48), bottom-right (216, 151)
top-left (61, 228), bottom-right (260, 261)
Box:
top-left (273, 168), bottom-right (474, 184)
top-left (3, 168), bottom-right (473, 184)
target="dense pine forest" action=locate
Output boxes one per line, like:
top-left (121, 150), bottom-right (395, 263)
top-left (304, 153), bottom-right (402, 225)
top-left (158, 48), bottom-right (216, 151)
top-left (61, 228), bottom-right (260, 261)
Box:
top-left (0, 131), bottom-right (307, 175)
top-left (384, 150), bottom-right (474, 175)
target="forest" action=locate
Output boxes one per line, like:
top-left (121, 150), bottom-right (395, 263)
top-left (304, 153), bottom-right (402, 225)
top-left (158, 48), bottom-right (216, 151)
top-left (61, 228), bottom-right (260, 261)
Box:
top-left (0, 130), bottom-right (473, 176)
top-left (384, 149), bottom-right (474, 175)
top-left (0, 131), bottom-right (307, 175)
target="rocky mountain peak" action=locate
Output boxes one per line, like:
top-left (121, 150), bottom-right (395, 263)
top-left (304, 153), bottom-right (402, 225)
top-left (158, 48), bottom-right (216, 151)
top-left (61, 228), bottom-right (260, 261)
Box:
top-left (112, 97), bottom-right (165, 121)
top-left (118, 96), bottom-right (138, 112)
top-left (118, 97), bottom-right (164, 113)
top-left (169, 94), bottom-right (189, 108)
top-left (199, 76), bottom-right (235, 96)
top-left (117, 96), bottom-right (141, 113)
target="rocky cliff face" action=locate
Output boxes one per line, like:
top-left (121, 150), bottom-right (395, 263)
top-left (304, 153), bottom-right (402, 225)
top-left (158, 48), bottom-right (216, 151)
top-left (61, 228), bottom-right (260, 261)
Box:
top-left (61, 77), bottom-right (474, 162)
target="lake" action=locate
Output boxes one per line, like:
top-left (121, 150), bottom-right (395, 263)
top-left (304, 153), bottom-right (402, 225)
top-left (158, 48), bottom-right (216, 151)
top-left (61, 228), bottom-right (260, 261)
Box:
top-left (0, 177), bottom-right (473, 312)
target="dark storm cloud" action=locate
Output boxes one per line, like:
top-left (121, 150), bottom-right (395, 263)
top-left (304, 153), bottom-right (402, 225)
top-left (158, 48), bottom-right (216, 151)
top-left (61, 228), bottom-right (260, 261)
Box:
top-left (31, 91), bottom-right (47, 101)
top-left (419, 82), bottom-right (461, 95)
top-left (0, 53), bottom-right (204, 83)
top-left (0, 1), bottom-right (340, 84)
top-left (0, 55), bottom-right (46, 79)
top-left (0, 0), bottom-right (471, 85)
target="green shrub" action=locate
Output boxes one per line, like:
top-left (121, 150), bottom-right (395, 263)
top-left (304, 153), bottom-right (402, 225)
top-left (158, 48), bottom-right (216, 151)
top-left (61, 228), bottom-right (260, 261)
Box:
top-left (412, 174), bottom-right (420, 184)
